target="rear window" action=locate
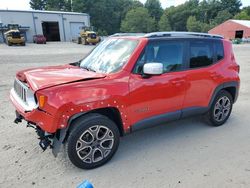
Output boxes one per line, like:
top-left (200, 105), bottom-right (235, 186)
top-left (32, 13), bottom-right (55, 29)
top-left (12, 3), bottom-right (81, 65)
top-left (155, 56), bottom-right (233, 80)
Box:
top-left (189, 40), bottom-right (213, 68)
top-left (188, 39), bottom-right (225, 69)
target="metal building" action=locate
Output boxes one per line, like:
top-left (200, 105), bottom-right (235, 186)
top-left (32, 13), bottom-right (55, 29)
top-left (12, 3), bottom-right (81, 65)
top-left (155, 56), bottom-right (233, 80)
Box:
top-left (0, 9), bottom-right (90, 43)
top-left (209, 19), bottom-right (250, 40)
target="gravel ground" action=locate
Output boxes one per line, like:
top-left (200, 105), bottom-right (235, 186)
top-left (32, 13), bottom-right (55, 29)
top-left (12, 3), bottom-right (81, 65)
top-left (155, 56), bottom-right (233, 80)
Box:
top-left (0, 42), bottom-right (250, 188)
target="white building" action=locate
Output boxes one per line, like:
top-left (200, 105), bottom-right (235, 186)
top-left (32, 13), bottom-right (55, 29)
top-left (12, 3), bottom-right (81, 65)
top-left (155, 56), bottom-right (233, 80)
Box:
top-left (0, 9), bottom-right (90, 43)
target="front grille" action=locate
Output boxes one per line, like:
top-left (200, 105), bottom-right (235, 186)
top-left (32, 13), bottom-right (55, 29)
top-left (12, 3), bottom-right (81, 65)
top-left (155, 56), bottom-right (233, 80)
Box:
top-left (14, 79), bottom-right (27, 103)
top-left (12, 79), bottom-right (37, 111)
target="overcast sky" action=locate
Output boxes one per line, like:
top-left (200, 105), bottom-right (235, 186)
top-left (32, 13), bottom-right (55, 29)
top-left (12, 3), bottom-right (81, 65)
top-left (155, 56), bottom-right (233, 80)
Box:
top-left (0, 0), bottom-right (250, 10)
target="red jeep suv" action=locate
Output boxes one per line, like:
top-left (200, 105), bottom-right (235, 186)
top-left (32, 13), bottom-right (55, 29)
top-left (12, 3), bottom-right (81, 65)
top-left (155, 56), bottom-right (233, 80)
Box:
top-left (10, 32), bottom-right (240, 169)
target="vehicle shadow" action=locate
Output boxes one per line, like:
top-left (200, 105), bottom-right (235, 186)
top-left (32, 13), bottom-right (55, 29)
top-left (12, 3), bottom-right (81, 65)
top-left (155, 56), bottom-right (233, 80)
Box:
top-left (112, 116), bottom-right (226, 163)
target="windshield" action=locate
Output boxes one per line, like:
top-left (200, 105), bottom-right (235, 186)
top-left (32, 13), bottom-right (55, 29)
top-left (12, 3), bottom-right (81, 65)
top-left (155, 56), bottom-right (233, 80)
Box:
top-left (80, 38), bottom-right (138, 73)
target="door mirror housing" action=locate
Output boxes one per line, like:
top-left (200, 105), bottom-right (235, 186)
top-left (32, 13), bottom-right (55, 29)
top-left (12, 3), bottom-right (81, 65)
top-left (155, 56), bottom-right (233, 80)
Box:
top-left (143, 63), bottom-right (163, 75)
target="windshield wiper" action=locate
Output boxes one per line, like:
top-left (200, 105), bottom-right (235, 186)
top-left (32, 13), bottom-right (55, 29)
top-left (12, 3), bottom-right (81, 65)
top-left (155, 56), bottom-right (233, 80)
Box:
top-left (81, 66), bottom-right (96, 72)
top-left (70, 59), bottom-right (82, 67)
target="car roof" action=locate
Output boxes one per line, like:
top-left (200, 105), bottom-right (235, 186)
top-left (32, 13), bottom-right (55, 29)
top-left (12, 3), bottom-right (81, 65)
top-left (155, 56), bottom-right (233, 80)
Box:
top-left (110, 32), bottom-right (223, 40)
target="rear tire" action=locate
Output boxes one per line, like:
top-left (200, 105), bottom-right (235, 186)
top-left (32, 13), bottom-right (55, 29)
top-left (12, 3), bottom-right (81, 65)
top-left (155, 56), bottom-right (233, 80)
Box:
top-left (67, 113), bottom-right (120, 169)
top-left (206, 90), bottom-right (233, 126)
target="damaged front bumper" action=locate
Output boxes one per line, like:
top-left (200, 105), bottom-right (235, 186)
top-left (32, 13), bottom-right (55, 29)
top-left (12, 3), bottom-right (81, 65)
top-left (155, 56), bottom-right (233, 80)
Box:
top-left (14, 111), bottom-right (53, 151)
top-left (14, 111), bottom-right (65, 157)
top-left (10, 84), bottom-right (67, 157)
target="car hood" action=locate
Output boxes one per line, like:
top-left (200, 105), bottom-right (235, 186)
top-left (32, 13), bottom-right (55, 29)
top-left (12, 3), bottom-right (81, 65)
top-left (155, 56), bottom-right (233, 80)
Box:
top-left (16, 65), bottom-right (106, 91)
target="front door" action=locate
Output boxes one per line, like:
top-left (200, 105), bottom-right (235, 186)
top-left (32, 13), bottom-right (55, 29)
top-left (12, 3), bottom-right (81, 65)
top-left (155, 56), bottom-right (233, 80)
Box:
top-left (128, 39), bottom-right (188, 126)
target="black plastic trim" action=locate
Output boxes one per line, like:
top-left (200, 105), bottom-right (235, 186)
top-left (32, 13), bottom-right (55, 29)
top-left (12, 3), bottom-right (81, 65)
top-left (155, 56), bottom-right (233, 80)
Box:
top-left (52, 112), bottom-right (86, 157)
top-left (181, 107), bottom-right (208, 118)
top-left (209, 81), bottom-right (239, 106)
top-left (131, 111), bottom-right (181, 132)
top-left (145, 32), bottom-right (224, 39)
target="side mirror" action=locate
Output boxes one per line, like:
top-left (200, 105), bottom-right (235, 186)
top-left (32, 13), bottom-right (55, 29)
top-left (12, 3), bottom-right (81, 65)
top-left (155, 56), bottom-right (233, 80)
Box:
top-left (143, 63), bottom-right (163, 75)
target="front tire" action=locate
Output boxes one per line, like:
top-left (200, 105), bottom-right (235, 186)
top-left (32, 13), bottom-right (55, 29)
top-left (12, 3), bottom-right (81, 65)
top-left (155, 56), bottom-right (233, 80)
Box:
top-left (67, 113), bottom-right (120, 169)
top-left (206, 90), bottom-right (233, 126)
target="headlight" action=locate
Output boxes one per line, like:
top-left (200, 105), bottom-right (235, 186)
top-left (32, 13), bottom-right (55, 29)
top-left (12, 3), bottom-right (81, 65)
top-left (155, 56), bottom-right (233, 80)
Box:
top-left (26, 89), bottom-right (37, 108)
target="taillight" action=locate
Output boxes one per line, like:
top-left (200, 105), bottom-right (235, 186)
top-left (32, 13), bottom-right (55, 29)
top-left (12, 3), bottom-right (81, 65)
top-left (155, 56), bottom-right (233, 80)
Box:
top-left (231, 52), bottom-right (240, 73)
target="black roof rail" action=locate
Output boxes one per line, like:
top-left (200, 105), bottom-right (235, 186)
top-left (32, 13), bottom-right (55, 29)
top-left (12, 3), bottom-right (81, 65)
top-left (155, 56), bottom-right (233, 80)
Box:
top-left (145, 32), bottom-right (224, 39)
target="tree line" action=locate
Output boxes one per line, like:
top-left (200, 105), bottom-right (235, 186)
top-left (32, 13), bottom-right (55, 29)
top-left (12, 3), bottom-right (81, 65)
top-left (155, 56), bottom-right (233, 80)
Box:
top-left (30, 0), bottom-right (250, 35)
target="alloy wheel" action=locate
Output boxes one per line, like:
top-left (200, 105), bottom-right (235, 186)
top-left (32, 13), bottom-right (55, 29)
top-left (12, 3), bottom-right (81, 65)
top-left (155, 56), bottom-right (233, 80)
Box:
top-left (213, 96), bottom-right (231, 122)
top-left (76, 125), bottom-right (114, 164)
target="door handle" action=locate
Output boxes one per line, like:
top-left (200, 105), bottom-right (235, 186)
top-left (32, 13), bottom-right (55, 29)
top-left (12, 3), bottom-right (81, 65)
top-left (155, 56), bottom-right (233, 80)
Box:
top-left (171, 80), bottom-right (185, 86)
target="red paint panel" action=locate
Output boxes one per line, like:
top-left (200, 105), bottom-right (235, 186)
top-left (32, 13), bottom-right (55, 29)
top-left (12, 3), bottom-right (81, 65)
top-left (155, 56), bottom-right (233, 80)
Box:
top-left (128, 72), bottom-right (187, 125)
top-left (17, 65), bottom-right (106, 91)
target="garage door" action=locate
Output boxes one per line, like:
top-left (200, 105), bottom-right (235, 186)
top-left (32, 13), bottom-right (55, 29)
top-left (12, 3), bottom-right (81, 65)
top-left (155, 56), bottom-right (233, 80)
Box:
top-left (70, 22), bottom-right (85, 41)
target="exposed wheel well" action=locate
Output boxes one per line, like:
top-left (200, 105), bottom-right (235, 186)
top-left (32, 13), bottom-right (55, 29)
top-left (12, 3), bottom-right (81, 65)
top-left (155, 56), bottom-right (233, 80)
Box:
top-left (90, 107), bottom-right (124, 136)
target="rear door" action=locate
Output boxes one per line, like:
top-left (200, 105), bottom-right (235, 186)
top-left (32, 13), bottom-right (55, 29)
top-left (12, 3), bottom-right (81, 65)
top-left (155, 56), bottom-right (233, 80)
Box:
top-left (182, 39), bottom-right (224, 110)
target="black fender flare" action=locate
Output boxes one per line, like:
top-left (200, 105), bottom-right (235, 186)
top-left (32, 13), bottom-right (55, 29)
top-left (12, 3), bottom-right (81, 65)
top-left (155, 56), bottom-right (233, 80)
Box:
top-left (208, 81), bottom-right (239, 108)
top-left (52, 112), bottom-right (86, 157)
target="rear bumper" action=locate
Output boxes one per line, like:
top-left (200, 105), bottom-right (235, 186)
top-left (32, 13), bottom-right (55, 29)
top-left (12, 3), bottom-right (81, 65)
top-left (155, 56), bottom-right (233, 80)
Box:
top-left (10, 89), bottom-right (56, 133)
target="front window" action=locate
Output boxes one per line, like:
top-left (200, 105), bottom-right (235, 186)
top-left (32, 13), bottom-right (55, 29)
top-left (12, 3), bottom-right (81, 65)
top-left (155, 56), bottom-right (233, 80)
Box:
top-left (80, 38), bottom-right (138, 73)
top-left (134, 40), bottom-right (185, 74)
